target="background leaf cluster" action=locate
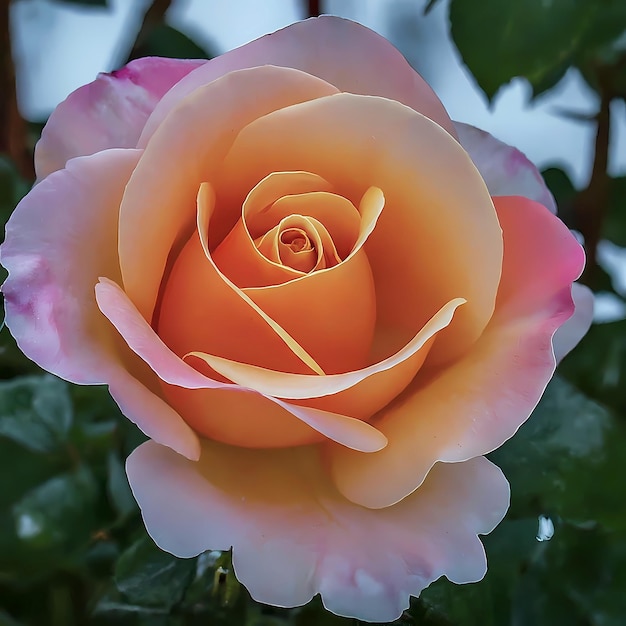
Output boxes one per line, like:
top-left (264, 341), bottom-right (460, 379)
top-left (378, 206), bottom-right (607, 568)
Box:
top-left (0, 0), bottom-right (625, 624)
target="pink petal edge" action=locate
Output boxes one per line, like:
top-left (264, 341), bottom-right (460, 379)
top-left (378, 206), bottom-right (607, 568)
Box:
top-left (0, 149), bottom-right (199, 460)
top-left (35, 57), bottom-right (206, 181)
top-left (95, 277), bottom-right (388, 453)
top-left (138, 16), bottom-right (456, 147)
top-left (127, 439), bottom-right (509, 622)
top-left (552, 282), bottom-right (594, 362)
top-left (1, 149), bottom-right (140, 383)
top-left (454, 121), bottom-right (557, 214)
top-left (330, 197), bottom-right (585, 509)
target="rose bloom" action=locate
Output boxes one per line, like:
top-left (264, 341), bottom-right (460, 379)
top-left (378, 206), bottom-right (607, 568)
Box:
top-left (1, 17), bottom-right (592, 623)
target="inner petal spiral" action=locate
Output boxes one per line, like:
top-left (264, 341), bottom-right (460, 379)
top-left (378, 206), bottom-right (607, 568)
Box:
top-left (255, 214), bottom-right (341, 273)
top-left (158, 181), bottom-right (382, 376)
top-left (212, 171), bottom-right (360, 288)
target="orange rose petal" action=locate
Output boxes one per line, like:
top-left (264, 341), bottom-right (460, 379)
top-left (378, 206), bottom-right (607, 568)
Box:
top-left (185, 297), bottom-right (464, 400)
top-left (302, 216), bottom-right (342, 268)
top-left (216, 93), bottom-right (502, 365)
top-left (158, 230), bottom-right (320, 376)
top-left (240, 187), bottom-right (384, 374)
top-left (163, 385), bottom-right (388, 451)
top-left (252, 192), bottom-right (361, 258)
top-left (245, 171), bottom-right (335, 211)
top-left (197, 184), bottom-right (325, 374)
top-left (274, 227), bottom-right (318, 272)
top-left (328, 197), bottom-right (585, 509)
top-left (96, 278), bottom-right (388, 452)
top-left (138, 17), bottom-right (456, 146)
top-left (127, 441), bottom-right (507, 622)
top-left (117, 66), bottom-right (339, 322)
top-left (212, 215), bottom-right (303, 288)
top-left (160, 183), bottom-right (324, 375)
top-left (255, 214), bottom-right (341, 270)
top-left (213, 172), bottom-right (360, 288)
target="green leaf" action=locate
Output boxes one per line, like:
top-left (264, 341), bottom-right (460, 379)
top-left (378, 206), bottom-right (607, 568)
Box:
top-left (92, 588), bottom-right (171, 626)
top-left (417, 520), bottom-right (539, 625)
top-left (511, 522), bottom-right (626, 626)
top-left (114, 536), bottom-right (195, 610)
top-left (0, 156), bottom-right (28, 229)
top-left (490, 376), bottom-right (626, 530)
top-left (0, 609), bottom-right (24, 626)
top-left (448, 0), bottom-right (626, 100)
top-left (132, 24), bottom-right (214, 61)
top-left (106, 451), bottom-right (137, 520)
top-left (11, 465), bottom-right (98, 552)
top-left (559, 320), bottom-right (626, 414)
top-left (0, 326), bottom-right (43, 378)
top-left (602, 176), bottom-right (626, 247)
top-left (541, 166), bottom-right (578, 228)
top-left (416, 377), bottom-right (626, 625)
top-left (0, 375), bottom-right (72, 453)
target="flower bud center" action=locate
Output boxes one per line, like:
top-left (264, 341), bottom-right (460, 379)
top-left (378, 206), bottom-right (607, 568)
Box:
top-left (281, 229), bottom-right (311, 253)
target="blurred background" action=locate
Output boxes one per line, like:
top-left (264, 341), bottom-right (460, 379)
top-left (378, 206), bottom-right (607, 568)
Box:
top-left (1, 1), bottom-right (626, 625)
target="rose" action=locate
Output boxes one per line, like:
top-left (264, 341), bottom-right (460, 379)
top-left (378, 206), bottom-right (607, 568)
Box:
top-left (1, 17), bottom-right (591, 623)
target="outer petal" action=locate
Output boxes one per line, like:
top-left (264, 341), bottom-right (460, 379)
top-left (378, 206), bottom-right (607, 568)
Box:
top-left (552, 283), bottom-right (594, 362)
top-left (96, 278), bottom-right (388, 452)
top-left (35, 57), bottom-right (206, 181)
top-left (330, 196), bottom-right (585, 508)
top-left (127, 440), bottom-right (509, 622)
top-left (0, 149), bottom-right (200, 460)
top-left (138, 16), bottom-right (456, 146)
top-left (118, 66), bottom-right (339, 322)
top-left (2, 149), bottom-right (139, 383)
top-left (455, 122), bottom-right (557, 213)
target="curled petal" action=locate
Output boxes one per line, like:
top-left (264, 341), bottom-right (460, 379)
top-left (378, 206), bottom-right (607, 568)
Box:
top-left (241, 186), bottom-right (384, 373)
top-left (186, 297), bottom-right (463, 401)
top-left (552, 282), bottom-right (594, 362)
top-left (35, 58), bottom-right (205, 180)
top-left (96, 278), bottom-right (387, 452)
top-left (127, 440), bottom-right (509, 622)
top-left (160, 182), bottom-right (380, 376)
top-left (107, 366), bottom-right (200, 461)
top-left (139, 16), bottom-right (455, 146)
top-left (455, 122), bottom-right (557, 214)
top-left (1, 149), bottom-right (139, 383)
top-left (330, 196), bottom-right (585, 508)
top-left (212, 171), bottom-right (342, 287)
top-left (118, 65), bottom-right (339, 322)
top-left (0, 149), bottom-right (199, 459)
top-left (218, 93), bottom-right (502, 365)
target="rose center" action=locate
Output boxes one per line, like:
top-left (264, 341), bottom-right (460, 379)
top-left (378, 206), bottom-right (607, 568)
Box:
top-left (254, 214), bottom-right (334, 274)
top-left (280, 228), bottom-right (312, 253)
top-left (209, 171), bottom-right (365, 288)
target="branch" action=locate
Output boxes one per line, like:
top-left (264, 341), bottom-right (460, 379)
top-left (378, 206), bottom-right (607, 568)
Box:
top-left (0, 0), bottom-right (33, 179)
top-left (305, 0), bottom-right (321, 18)
top-left (574, 66), bottom-right (612, 286)
top-left (123, 0), bottom-right (173, 65)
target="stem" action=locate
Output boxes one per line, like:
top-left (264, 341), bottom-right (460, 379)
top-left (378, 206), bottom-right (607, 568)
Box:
top-left (306, 0), bottom-right (322, 17)
top-left (574, 67), bottom-right (612, 286)
top-left (0, 0), bottom-right (32, 179)
top-left (123, 0), bottom-right (173, 64)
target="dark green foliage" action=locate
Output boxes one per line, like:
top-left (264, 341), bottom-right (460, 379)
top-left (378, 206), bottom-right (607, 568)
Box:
top-left (130, 24), bottom-right (215, 61)
top-left (560, 319), bottom-right (626, 414)
top-left (448, 0), bottom-right (626, 100)
top-left (603, 176), bottom-right (626, 247)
